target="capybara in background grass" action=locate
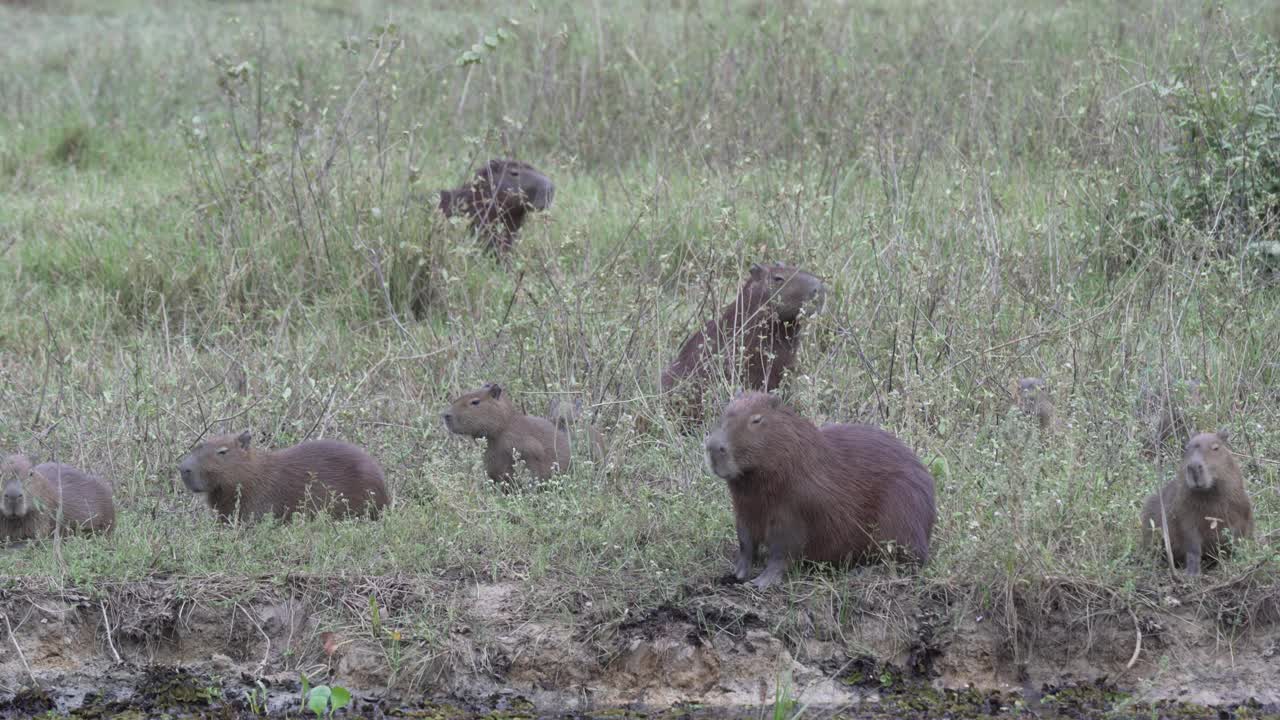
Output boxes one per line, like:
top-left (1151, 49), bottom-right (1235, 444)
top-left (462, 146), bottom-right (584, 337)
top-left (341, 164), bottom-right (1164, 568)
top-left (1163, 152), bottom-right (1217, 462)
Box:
top-left (1, 454), bottom-right (115, 541)
top-left (662, 263), bottom-right (825, 426)
top-left (1137, 379), bottom-right (1202, 456)
top-left (438, 158), bottom-right (555, 254)
top-left (703, 392), bottom-right (936, 589)
top-left (178, 432), bottom-right (389, 522)
top-left (1015, 377), bottom-right (1054, 431)
top-left (443, 383), bottom-right (572, 486)
top-left (548, 396), bottom-right (609, 464)
top-left (1140, 431), bottom-right (1253, 575)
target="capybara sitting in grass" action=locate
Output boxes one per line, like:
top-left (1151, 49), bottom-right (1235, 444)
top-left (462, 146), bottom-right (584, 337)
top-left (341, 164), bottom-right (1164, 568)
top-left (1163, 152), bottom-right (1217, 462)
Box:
top-left (703, 392), bottom-right (936, 589)
top-left (178, 432), bottom-right (389, 522)
top-left (443, 383), bottom-right (572, 486)
top-left (438, 158), bottom-right (555, 254)
top-left (1, 454), bottom-right (115, 541)
top-left (1140, 431), bottom-right (1253, 575)
top-left (1015, 377), bottom-right (1054, 431)
top-left (548, 396), bottom-right (609, 464)
top-left (662, 263), bottom-right (825, 426)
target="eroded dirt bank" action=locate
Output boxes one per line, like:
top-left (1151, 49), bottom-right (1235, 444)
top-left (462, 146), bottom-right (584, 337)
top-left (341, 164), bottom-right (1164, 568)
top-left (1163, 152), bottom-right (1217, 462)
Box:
top-left (1, 574), bottom-right (1278, 717)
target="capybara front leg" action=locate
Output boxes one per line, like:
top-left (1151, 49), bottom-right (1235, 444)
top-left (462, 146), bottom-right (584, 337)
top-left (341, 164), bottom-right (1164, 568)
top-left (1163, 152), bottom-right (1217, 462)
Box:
top-left (1184, 537), bottom-right (1202, 576)
top-left (750, 548), bottom-right (789, 589)
top-left (734, 522), bottom-right (755, 582)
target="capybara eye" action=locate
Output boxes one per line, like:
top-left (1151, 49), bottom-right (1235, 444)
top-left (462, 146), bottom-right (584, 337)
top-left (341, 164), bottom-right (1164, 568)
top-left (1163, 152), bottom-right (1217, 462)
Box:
top-left (772, 275), bottom-right (785, 284)
top-left (216, 447), bottom-right (228, 455)
top-left (1211, 444), bottom-right (1220, 451)
top-left (750, 414), bottom-right (763, 424)
top-left (470, 399), bottom-right (481, 406)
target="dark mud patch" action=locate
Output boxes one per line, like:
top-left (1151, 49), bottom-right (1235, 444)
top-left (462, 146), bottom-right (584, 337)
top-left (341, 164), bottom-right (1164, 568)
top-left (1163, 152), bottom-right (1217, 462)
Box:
top-left (3, 665), bottom-right (1278, 719)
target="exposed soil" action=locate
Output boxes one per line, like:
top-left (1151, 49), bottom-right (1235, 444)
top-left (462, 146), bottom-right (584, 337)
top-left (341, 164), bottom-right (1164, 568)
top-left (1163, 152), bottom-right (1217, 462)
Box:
top-left (0, 574), bottom-right (1278, 718)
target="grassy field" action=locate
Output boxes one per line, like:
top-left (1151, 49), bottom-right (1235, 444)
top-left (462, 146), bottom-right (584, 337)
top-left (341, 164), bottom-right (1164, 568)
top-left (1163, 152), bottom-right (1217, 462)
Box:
top-left (2, 0), bottom-right (1280, 683)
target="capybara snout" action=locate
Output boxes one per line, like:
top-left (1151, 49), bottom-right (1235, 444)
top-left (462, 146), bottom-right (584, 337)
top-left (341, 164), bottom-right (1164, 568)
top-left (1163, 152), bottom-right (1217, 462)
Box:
top-left (702, 428), bottom-right (736, 479)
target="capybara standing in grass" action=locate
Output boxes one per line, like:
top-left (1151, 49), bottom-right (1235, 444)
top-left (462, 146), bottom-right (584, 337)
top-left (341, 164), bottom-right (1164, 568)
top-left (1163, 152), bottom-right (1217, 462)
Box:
top-left (1140, 431), bottom-right (1253, 575)
top-left (548, 396), bottom-right (609, 464)
top-left (662, 263), bottom-right (825, 425)
top-left (1, 454), bottom-right (115, 541)
top-left (443, 384), bottom-right (572, 486)
top-left (703, 392), bottom-right (936, 589)
top-left (1015, 377), bottom-right (1054, 431)
top-left (438, 158), bottom-right (555, 255)
top-left (178, 432), bottom-right (389, 522)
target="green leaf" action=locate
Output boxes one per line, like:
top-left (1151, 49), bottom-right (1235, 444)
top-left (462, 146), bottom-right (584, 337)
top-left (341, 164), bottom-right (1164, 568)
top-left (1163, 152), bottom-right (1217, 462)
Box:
top-left (484, 35), bottom-right (499, 49)
top-left (299, 674), bottom-right (311, 711)
top-left (307, 686), bottom-right (332, 716)
top-left (330, 686), bottom-right (352, 711)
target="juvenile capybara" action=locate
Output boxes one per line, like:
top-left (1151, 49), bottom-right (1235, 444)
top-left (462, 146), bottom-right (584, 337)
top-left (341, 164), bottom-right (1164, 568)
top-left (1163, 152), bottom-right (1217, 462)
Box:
top-left (1140, 431), bottom-right (1253, 575)
top-left (177, 432), bottom-right (389, 522)
top-left (443, 384), bottom-right (572, 486)
top-left (1, 454), bottom-right (115, 541)
top-left (662, 263), bottom-right (825, 425)
top-left (438, 158), bottom-right (555, 254)
top-left (1015, 377), bottom-right (1054, 431)
top-left (547, 396), bottom-right (609, 464)
top-left (703, 392), bottom-right (936, 589)
top-left (1137, 379), bottom-right (1202, 456)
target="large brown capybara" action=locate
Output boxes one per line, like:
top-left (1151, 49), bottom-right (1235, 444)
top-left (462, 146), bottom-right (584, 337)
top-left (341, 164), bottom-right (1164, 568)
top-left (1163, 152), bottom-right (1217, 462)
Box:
top-left (703, 392), bottom-right (936, 589)
top-left (443, 384), bottom-right (572, 486)
top-left (662, 263), bottom-right (825, 426)
top-left (1014, 377), bottom-right (1054, 431)
top-left (438, 158), bottom-right (555, 255)
top-left (178, 432), bottom-right (389, 522)
top-left (547, 396), bottom-right (609, 464)
top-left (1140, 431), bottom-right (1253, 575)
top-left (1, 454), bottom-right (115, 541)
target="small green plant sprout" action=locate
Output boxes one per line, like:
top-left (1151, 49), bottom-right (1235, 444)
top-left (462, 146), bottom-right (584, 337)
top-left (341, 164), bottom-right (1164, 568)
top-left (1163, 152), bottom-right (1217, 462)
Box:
top-left (299, 673), bottom-right (353, 717)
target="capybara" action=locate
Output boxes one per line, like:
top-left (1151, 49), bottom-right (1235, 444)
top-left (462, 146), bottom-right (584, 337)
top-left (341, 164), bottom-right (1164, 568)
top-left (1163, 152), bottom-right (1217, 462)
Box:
top-left (703, 392), bottom-right (936, 589)
top-left (1015, 377), bottom-right (1054, 431)
top-left (1140, 431), bottom-right (1253, 575)
top-left (548, 396), bottom-right (609, 464)
top-left (177, 432), bottom-right (389, 522)
top-left (662, 263), bottom-right (826, 425)
top-left (443, 384), bottom-right (572, 485)
top-left (438, 158), bottom-right (555, 254)
top-left (1136, 379), bottom-right (1202, 455)
top-left (1, 454), bottom-right (115, 541)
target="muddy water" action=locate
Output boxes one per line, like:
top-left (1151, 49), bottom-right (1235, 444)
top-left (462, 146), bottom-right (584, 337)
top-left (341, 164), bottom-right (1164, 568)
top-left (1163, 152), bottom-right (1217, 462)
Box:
top-left (3, 665), bottom-right (1276, 719)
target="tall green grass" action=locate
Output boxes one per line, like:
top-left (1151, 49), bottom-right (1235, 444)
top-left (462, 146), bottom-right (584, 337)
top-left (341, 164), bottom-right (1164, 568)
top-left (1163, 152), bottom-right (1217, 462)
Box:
top-left (0, 0), bottom-right (1278, 666)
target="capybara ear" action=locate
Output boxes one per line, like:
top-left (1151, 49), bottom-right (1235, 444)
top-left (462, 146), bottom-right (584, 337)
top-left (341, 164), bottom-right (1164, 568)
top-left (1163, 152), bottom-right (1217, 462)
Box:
top-left (765, 393), bottom-right (782, 409)
top-left (749, 263), bottom-right (766, 281)
top-left (1216, 428), bottom-right (1231, 444)
top-left (237, 431), bottom-right (253, 450)
top-left (438, 190), bottom-right (454, 216)
top-left (488, 384), bottom-right (504, 399)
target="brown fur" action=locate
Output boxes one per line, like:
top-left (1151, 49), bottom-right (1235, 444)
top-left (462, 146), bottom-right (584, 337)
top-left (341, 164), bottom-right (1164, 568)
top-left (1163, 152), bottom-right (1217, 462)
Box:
top-left (662, 263), bottom-right (825, 425)
top-left (443, 384), bottom-right (572, 486)
top-left (1, 455), bottom-right (115, 541)
top-left (1137, 379), bottom-right (1202, 455)
top-left (438, 159), bottom-right (555, 254)
top-left (547, 396), bottom-right (609, 464)
top-left (1015, 377), bottom-right (1054, 431)
top-left (178, 432), bottom-right (389, 522)
top-left (704, 392), bottom-right (936, 589)
top-left (1140, 431), bottom-right (1253, 575)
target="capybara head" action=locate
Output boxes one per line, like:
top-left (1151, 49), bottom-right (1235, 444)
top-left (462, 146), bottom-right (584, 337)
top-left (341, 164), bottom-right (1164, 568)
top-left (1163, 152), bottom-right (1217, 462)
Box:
top-left (704, 391), bottom-right (800, 481)
top-left (443, 384), bottom-right (518, 439)
top-left (478, 159), bottom-right (555, 212)
top-left (179, 431), bottom-right (253, 494)
top-left (1016, 377), bottom-right (1045, 408)
top-left (0, 455), bottom-right (34, 519)
top-left (1181, 430), bottom-right (1235, 491)
top-left (548, 396), bottom-right (584, 432)
top-left (749, 263), bottom-right (826, 322)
